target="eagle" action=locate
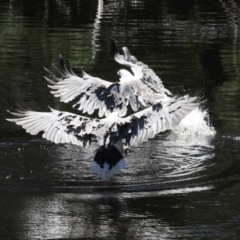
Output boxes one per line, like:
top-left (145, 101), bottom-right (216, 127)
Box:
top-left (44, 39), bottom-right (174, 118)
top-left (7, 40), bottom-right (201, 180)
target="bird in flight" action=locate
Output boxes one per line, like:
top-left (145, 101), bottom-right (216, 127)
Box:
top-left (44, 39), bottom-right (173, 118)
top-left (6, 40), bottom-right (200, 180)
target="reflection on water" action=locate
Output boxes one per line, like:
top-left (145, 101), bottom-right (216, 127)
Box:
top-left (2, 184), bottom-right (239, 239)
top-left (1, 0), bottom-right (240, 239)
top-left (0, 133), bottom-right (216, 192)
top-left (91, 0), bottom-right (103, 59)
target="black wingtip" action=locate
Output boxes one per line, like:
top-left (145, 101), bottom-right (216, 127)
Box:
top-left (110, 37), bottom-right (118, 56)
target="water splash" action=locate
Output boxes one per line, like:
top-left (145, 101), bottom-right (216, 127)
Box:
top-left (172, 107), bottom-right (216, 145)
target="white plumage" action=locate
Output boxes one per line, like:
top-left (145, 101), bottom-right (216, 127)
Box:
top-left (6, 39), bottom-right (202, 180)
top-left (44, 49), bottom-right (171, 118)
top-left (7, 97), bottom-right (199, 179)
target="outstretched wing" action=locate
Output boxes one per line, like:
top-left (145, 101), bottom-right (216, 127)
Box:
top-left (119, 96), bottom-right (199, 146)
top-left (6, 97), bottom-right (199, 148)
top-left (6, 105), bottom-right (94, 147)
top-left (6, 105), bottom-right (132, 147)
top-left (45, 56), bottom-right (160, 117)
top-left (45, 57), bottom-right (126, 117)
top-left (110, 38), bottom-right (171, 96)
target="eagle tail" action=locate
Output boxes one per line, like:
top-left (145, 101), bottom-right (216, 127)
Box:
top-left (91, 145), bottom-right (126, 180)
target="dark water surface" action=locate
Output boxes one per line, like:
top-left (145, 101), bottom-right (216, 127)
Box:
top-left (1, 0), bottom-right (240, 239)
